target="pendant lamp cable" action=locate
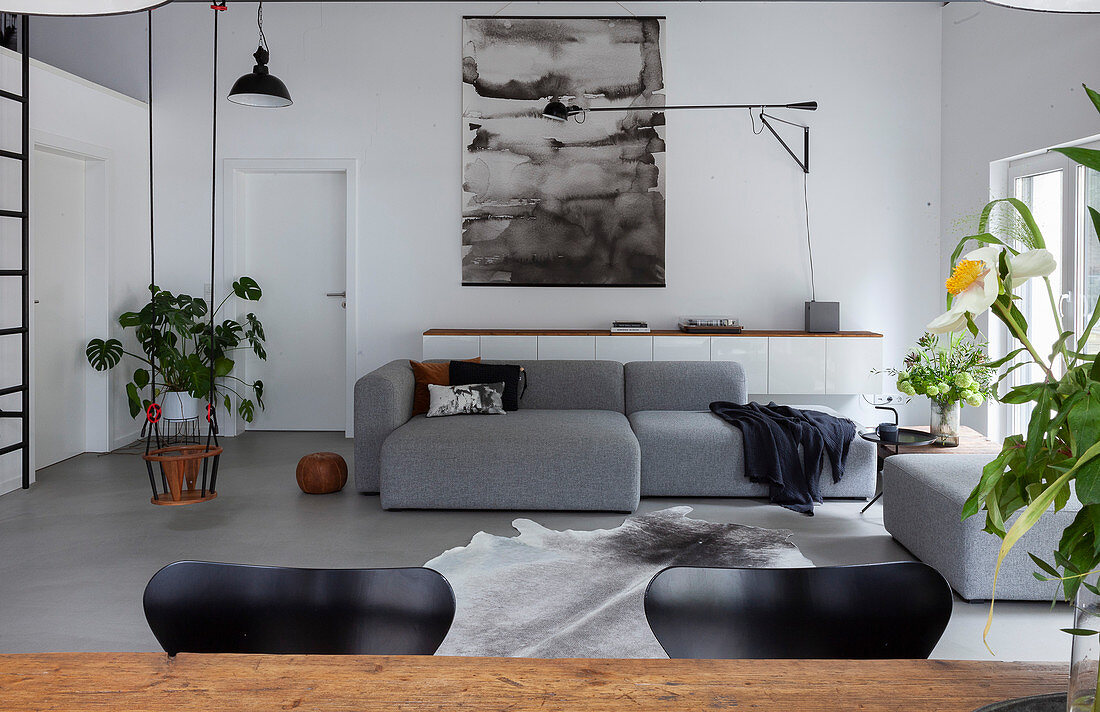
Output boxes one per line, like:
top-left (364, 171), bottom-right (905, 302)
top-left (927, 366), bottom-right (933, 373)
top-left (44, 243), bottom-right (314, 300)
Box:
top-left (205, 5), bottom-right (220, 448)
top-left (257, 1), bottom-right (268, 52)
top-left (803, 170), bottom-right (816, 302)
top-left (145, 8), bottom-right (159, 451)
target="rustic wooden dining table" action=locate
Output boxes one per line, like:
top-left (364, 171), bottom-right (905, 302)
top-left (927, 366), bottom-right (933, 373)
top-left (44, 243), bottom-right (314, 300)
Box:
top-left (0, 653), bottom-right (1067, 711)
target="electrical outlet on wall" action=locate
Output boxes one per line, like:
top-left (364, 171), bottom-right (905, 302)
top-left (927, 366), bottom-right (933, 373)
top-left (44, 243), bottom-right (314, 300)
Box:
top-left (871, 394), bottom-right (907, 405)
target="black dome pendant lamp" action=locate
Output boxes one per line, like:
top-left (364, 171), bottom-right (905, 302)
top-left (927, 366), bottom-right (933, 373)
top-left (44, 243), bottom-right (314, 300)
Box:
top-left (228, 2), bottom-right (292, 108)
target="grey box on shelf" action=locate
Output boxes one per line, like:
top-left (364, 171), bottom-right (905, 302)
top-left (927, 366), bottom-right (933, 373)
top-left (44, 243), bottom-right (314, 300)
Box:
top-left (805, 301), bottom-right (840, 333)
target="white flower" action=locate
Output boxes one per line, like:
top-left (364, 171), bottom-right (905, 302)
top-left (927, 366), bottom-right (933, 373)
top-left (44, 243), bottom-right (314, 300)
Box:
top-left (1008, 248), bottom-right (1056, 290)
top-left (926, 246), bottom-right (1001, 334)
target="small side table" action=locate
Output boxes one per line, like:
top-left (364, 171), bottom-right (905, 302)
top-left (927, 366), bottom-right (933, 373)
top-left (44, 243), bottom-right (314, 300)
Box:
top-left (859, 425), bottom-right (1001, 513)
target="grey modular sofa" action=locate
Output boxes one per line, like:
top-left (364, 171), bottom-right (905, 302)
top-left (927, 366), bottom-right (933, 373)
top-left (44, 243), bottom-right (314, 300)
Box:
top-left (883, 453), bottom-right (1079, 601)
top-left (354, 359), bottom-right (877, 511)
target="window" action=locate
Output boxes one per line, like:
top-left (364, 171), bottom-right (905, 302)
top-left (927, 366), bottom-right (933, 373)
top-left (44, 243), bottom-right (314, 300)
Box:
top-left (1077, 165), bottom-right (1100, 354)
top-left (1001, 143), bottom-right (1100, 436)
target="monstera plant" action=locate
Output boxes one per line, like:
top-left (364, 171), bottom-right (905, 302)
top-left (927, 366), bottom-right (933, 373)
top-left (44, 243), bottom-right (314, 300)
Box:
top-left (85, 277), bottom-right (268, 423)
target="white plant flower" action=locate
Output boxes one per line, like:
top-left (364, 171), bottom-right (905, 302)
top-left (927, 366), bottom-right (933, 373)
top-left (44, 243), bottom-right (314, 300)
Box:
top-left (926, 246), bottom-right (1001, 334)
top-left (1007, 248), bottom-right (1057, 290)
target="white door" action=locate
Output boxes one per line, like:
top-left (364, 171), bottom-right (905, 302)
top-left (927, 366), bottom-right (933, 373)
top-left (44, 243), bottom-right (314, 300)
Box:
top-left (33, 149), bottom-right (86, 467)
top-left (241, 171), bottom-right (346, 431)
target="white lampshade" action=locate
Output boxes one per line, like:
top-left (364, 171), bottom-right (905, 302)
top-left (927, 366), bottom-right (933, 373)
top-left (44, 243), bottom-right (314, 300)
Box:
top-left (985, 0), bottom-right (1100, 11)
top-left (1, 1), bottom-right (168, 15)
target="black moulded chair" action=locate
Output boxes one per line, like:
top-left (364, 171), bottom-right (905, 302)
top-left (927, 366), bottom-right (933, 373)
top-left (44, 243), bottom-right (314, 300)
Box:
top-left (143, 561), bottom-right (456, 655)
top-left (644, 562), bottom-right (952, 659)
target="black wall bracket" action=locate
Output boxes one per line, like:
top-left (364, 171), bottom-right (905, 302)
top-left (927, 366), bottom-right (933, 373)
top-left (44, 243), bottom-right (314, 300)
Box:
top-left (760, 112), bottom-right (810, 174)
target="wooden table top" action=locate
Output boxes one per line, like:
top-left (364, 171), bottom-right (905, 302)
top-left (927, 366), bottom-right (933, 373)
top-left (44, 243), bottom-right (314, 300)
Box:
top-left (0, 653), bottom-right (1065, 711)
top-left (880, 425), bottom-right (1002, 457)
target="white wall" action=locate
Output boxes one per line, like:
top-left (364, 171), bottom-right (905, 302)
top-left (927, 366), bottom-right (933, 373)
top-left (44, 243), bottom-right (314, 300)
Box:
top-left (29, 12), bottom-right (149, 102)
top-left (941, 3), bottom-right (1100, 434)
top-left (0, 47), bottom-right (149, 490)
top-left (152, 1), bottom-right (943, 425)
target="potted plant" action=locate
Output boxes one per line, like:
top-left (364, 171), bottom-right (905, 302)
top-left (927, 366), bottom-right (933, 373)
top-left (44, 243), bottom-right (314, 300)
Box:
top-left (85, 277), bottom-right (268, 425)
top-left (881, 332), bottom-right (995, 446)
top-left (935, 86), bottom-right (1100, 711)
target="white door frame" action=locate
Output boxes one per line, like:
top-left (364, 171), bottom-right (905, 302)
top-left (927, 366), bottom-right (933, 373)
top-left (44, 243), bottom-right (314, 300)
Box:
top-left (26, 131), bottom-right (113, 484)
top-left (222, 159), bottom-right (359, 437)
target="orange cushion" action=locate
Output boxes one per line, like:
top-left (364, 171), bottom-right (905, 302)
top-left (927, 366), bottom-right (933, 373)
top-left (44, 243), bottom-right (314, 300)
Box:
top-left (409, 358), bottom-right (480, 416)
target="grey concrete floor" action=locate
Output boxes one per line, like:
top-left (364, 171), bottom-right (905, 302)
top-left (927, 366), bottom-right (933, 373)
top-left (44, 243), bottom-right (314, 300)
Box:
top-left (0, 431), bottom-right (1072, 661)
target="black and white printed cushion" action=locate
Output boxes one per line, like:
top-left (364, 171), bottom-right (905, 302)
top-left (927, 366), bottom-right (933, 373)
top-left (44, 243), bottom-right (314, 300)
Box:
top-left (426, 382), bottom-right (507, 417)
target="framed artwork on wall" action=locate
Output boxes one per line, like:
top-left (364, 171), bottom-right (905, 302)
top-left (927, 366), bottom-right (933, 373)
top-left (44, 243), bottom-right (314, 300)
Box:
top-left (461, 16), bottom-right (666, 287)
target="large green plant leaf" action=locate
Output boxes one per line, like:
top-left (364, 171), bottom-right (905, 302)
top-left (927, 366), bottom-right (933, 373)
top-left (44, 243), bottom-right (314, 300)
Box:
top-left (214, 357), bottom-right (234, 378)
top-left (85, 338), bottom-right (123, 371)
top-left (1002, 382), bottom-right (1047, 404)
top-left (232, 276), bottom-right (262, 301)
top-left (984, 440), bottom-right (1100, 643)
top-left (1085, 84), bottom-right (1100, 114)
top-left (133, 368), bottom-right (149, 390)
top-left (238, 398), bottom-right (255, 422)
top-left (1024, 386), bottom-right (1052, 468)
top-left (1053, 147), bottom-right (1100, 173)
top-left (125, 382), bottom-right (142, 418)
top-left (977, 197), bottom-right (1045, 250)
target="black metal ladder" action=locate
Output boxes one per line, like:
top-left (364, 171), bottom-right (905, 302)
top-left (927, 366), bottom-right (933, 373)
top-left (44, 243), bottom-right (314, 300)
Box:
top-left (0, 14), bottom-right (30, 489)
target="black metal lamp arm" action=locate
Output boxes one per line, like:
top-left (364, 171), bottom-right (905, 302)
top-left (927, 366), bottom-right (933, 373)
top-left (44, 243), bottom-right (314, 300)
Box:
top-left (552, 101), bottom-right (817, 174)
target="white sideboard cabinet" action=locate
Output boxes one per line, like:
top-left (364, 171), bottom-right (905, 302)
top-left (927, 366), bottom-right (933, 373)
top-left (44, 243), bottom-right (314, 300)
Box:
top-left (422, 329), bottom-right (884, 395)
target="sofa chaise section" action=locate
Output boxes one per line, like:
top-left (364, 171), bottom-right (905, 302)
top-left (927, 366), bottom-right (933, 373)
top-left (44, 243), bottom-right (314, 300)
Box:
top-left (624, 361), bottom-right (876, 499)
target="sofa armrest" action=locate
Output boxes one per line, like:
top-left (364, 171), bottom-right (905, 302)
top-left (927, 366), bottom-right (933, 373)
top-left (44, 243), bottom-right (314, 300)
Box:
top-left (354, 360), bottom-right (415, 493)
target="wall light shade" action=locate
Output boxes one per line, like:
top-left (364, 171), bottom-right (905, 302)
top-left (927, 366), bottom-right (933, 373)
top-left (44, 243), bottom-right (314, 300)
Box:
top-left (984, 0), bottom-right (1100, 10)
top-left (228, 47), bottom-right (292, 108)
top-left (541, 101), bottom-right (583, 121)
top-left (2, 0), bottom-right (167, 15)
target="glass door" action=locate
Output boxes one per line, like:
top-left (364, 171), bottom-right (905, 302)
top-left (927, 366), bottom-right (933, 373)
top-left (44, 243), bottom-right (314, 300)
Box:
top-left (1076, 165), bottom-right (1100, 355)
top-left (1007, 155), bottom-right (1070, 436)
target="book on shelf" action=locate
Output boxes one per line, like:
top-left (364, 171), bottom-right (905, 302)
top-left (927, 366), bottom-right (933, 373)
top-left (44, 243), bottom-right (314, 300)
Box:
top-left (611, 321), bottom-right (650, 333)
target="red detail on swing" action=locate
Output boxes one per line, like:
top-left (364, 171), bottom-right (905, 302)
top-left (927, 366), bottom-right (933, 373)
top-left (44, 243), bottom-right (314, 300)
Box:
top-left (146, 403), bottom-right (162, 424)
top-left (211, 3), bottom-right (227, 10)
top-left (207, 403), bottom-right (215, 422)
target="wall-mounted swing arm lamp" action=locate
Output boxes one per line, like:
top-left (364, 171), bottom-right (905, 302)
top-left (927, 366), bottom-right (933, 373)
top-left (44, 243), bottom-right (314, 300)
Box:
top-left (541, 100), bottom-right (816, 174)
top-left (228, 1), bottom-right (292, 108)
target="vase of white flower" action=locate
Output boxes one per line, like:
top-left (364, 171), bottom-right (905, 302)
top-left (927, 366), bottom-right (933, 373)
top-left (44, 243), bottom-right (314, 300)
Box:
top-left (930, 398), bottom-right (961, 447)
top-left (1069, 583), bottom-right (1100, 712)
top-left (876, 332), bottom-right (993, 447)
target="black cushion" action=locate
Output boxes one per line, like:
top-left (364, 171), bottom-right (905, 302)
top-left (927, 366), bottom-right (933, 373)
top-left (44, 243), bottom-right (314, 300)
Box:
top-left (449, 362), bottom-right (525, 411)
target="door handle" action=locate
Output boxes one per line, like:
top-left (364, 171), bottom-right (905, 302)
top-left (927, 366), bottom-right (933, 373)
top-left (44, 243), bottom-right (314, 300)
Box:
top-left (1058, 292), bottom-right (1072, 319)
top-left (326, 291), bottom-right (347, 309)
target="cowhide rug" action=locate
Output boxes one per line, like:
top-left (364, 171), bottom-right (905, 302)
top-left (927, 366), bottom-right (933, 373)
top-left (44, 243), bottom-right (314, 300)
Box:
top-left (425, 506), bottom-right (812, 658)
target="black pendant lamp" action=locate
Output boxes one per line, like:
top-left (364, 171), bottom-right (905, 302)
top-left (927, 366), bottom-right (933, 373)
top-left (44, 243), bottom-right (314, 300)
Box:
top-left (228, 2), bottom-right (292, 108)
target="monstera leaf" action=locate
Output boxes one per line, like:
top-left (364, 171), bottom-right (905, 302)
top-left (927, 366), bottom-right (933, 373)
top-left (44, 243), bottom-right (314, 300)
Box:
top-left (232, 276), bottom-right (262, 301)
top-left (85, 339), bottom-right (123, 371)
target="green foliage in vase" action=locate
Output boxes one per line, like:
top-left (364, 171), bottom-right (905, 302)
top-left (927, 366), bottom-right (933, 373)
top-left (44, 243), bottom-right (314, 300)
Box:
top-left (879, 332), bottom-right (995, 408)
top-left (946, 87), bottom-right (1100, 648)
top-left (85, 277), bottom-right (268, 423)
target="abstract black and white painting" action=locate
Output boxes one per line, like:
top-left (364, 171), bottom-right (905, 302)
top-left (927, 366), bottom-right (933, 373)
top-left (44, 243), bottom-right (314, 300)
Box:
top-left (462, 17), bottom-right (666, 287)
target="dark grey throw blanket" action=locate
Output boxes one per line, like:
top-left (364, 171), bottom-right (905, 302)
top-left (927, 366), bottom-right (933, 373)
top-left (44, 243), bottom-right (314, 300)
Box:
top-left (709, 401), bottom-right (855, 515)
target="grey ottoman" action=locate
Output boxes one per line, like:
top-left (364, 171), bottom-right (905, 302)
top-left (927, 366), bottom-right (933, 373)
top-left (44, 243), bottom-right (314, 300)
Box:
top-left (883, 453), bottom-right (1079, 601)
